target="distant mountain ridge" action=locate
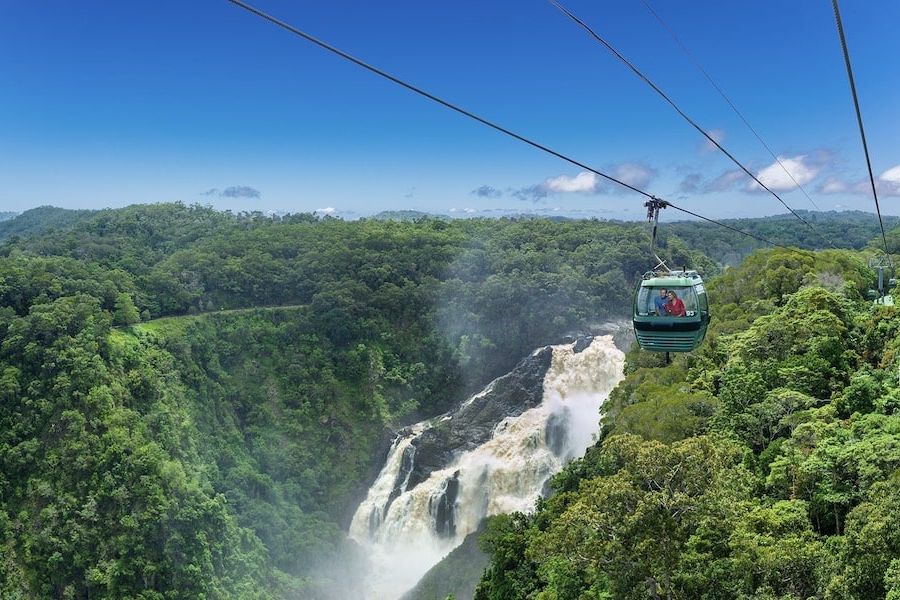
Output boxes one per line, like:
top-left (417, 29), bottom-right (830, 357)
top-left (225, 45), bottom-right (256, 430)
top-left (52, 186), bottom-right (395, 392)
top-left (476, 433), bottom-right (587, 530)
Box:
top-left (4, 204), bottom-right (897, 256)
top-left (0, 205), bottom-right (95, 241)
top-left (371, 210), bottom-right (442, 221)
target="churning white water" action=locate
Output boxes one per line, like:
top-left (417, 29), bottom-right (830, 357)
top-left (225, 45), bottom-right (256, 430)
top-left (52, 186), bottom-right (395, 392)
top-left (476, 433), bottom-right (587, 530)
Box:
top-left (349, 336), bottom-right (625, 598)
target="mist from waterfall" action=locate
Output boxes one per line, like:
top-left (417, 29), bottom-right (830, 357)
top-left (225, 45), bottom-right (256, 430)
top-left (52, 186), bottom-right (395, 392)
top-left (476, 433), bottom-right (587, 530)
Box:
top-left (349, 335), bottom-right (625, 599)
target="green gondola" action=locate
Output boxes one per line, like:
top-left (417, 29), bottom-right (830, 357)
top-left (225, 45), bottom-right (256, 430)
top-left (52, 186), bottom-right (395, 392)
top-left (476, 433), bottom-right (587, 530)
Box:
top-left (867, 254), bottom-right (896, 307)
top-left (631, 198), bottom-right (710, 354)
top-left (632, 270), bottom-right (710, 353)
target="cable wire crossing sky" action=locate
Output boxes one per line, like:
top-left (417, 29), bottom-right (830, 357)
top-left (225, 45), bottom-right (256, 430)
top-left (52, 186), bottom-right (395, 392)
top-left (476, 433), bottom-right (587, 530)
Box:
top-left (0, 0), bottom-right (898, 220)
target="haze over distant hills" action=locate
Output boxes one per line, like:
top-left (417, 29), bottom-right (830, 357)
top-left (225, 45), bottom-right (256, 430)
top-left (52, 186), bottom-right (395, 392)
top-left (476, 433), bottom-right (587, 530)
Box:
top-left (3, 204), bottom-right (898, 251)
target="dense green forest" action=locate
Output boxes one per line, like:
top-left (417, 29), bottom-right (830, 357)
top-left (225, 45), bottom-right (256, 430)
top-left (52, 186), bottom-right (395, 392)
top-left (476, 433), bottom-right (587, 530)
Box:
top-left (475, 247), bottom-right (900, 600)
top-left (0, 203), bottom-right (698, 598)
top-left (1, 203), bottom-right (897, 598)
top-left (665, 210), bottom-right (900, 265)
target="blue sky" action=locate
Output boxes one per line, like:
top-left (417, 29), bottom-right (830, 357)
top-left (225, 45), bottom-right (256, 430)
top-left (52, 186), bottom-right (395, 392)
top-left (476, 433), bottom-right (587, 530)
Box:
top-left (1, 0), bottom-right (898, 220)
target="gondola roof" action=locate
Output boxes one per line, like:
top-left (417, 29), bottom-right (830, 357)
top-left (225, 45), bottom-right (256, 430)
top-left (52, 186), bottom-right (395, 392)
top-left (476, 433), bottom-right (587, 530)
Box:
top-left (639, 271), bottom-right (703, 287)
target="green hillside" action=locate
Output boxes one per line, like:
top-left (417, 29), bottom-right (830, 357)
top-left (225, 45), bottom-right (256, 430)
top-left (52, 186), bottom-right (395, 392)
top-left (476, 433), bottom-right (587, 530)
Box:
top-left (0, 206), bottom-right (94, 242)
top-left (475, 247), bottom-right (900, 600)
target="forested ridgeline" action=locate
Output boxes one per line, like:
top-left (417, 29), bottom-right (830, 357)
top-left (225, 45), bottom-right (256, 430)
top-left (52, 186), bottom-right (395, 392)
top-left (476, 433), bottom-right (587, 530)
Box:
top-left (0, 203), bottom-right (706, 598)
top-left (664, 209), bottom-right (900, 265)
top-left (475, 248), bottom-right (900, 600)
top-left (3, 204), bottom-right (898, 265)
top-left (0, 203), bottom-right (676, 386)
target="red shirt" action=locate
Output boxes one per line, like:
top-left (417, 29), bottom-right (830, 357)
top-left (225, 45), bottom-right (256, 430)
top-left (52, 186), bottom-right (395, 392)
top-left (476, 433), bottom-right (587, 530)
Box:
top-left (665, 298), bottom-right (686, 317)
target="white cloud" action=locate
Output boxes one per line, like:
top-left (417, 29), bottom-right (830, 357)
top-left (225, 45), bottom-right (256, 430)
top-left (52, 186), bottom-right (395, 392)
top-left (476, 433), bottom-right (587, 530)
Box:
top-left (819, 178), bottom-right (849, 194)
top-left (315, 207), bottom-right (336, 214)
top-left (612, 163), bottom-right (656, 188)
top-left (882, 166), bottom-right (900, 182)
top-left (878, 165), bottom-right (900, 196)
top-left (539, 163), bottom-right (654, 195)
top-left (543, 171), bottom-right (600, 193)
top-left (750, 154), bottom-right (821, 192)
top-left (817, 164), bottom-right (900, 197)
top-left (510, 162), bottom-right (657, 202)
top-left (699, 128), bottom-right (726, 153)
top-left (705, 169), bottom-right (745, 192)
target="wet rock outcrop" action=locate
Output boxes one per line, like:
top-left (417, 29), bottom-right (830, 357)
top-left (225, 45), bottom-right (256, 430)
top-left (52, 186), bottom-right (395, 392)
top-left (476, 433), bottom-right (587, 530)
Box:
top-left (404, 347), bottom-right (553, 491)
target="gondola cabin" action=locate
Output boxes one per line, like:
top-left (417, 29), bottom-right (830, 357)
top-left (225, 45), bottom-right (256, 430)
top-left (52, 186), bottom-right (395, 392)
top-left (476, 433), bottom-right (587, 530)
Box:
top-left (867, 255), bottom-right (896, 307)
top-left (633, 270), bottom-right (709, 353)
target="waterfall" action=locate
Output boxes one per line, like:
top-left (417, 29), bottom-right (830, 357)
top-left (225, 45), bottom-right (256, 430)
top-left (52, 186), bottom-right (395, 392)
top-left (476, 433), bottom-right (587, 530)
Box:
top-left (349, 335), bottom-right (625, 598)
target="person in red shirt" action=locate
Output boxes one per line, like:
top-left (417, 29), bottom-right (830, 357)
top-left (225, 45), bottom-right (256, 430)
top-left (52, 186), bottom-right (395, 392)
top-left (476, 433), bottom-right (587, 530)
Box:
top-left (665, 290), bottom-right (686, 317)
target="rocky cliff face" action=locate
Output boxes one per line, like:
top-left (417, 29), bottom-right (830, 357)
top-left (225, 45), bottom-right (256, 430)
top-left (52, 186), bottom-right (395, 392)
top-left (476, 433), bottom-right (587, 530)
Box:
top-left (404, 347), bottom-right (553, 491)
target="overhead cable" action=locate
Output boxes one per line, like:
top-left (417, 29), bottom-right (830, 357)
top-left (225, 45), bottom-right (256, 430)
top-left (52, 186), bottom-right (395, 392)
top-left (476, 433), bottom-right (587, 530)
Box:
top-left (224, 0), bottom-right (646, 197)
top-left (225, 0), bottom-right (790, 251)
top-left (637, 0), bottom-right (821, 212)
top-left (550, 0), bottom-right (837, 249)
top-left (830, 0), bottom-right (889, 254)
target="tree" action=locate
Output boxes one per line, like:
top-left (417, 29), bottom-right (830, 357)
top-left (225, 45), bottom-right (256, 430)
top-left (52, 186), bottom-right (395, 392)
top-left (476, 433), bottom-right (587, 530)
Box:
top-left (823, 473), bottom-right (900, 599)
top-left (522, 435), bottom-right (750, 600)
top-left (112, 292), bottom-right (140, 325)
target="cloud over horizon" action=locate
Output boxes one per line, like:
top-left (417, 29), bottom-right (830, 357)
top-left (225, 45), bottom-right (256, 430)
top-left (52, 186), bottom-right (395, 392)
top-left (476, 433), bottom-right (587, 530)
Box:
top-left (818, 177), bottom-right (852, 195)
top-left (818, 163), bottom-right (900, 197)
top-left (544, 171), bottom-right (601, 193)
top-left (679, 152), bottom-right (834, 196)
top-left (749, 154), bottom-right (825, 192)
top-left (471, 185), bottom-right (503, 198)
top-left (703, 169), bottom-right (744, 193)
top-left (611, 163), bottom-right (656, 189)
top-left (880, 165), bottom-right (900, 195)
top-left (699, 128), bottom-right (726, 153)
top-left (202, 186), bottom-right (262, 199)
top-left (511, 163), bottom-right (656, 202)
top-left (679, 173), bottom-right (703, 193)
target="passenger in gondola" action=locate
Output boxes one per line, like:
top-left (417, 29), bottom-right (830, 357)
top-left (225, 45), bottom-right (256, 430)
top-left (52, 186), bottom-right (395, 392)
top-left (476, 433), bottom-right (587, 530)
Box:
top-left (665, 290), bottom-right (686, 317)
top-left (653, 288), bottom-right (668, 316)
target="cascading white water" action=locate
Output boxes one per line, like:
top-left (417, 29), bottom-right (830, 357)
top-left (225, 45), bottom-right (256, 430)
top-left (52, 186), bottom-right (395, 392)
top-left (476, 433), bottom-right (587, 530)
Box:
top-left (349, 335), bottom-right (625, 599)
